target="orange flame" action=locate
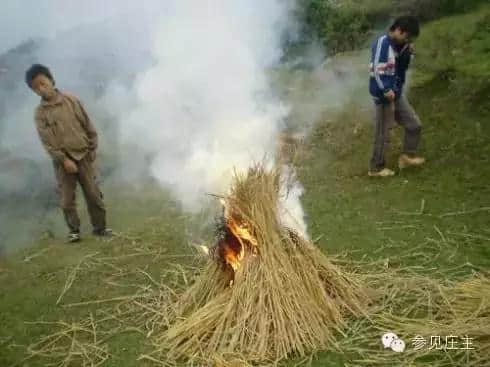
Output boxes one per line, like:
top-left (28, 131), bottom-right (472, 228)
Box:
top-left (213, 204), bottom-right (258, 283)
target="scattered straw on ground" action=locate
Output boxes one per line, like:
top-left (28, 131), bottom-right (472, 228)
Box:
top-left (9, 165), bottom-right (490, 367)
top-left (18, 316), bottom-right (109, 367)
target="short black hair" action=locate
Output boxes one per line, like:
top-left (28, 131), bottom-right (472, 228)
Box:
top-left (25, 64), bottom-right (55, 88)
top-left (390, 16), bottom-right (420, 38)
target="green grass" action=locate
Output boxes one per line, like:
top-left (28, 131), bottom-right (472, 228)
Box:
top-left (1, 5), bottom-right (490, 367)
top-left (0, 186), bottom-right (192, 367)
top-left (299, 4), bottom-right (490, 266)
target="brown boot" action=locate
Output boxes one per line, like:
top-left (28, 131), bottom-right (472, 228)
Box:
top-left (399, 154), bottom-right (426, 169)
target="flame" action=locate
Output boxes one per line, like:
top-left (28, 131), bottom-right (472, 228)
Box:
top-left (213, 204), bottom-right (258, 281)
top-left (228, 217), bottom-right (258, 251)
top-left (222, 241), bottom-right (244, 272)
top-left (220, 217), bottom-right (249, 272)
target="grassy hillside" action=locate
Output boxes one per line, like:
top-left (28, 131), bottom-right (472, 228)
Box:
top-left (299, 5), bottom-right (490, 267)
top-left (1, 5), bottom-right (489, 367)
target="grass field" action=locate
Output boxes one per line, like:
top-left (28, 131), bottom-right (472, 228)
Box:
top-left (1, 5), bottom-right (489, 366)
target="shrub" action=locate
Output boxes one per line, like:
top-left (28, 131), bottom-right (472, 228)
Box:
top-left (395, 0), bottom-right (487, 21)
top-left (303, 0), bottom-right (487, 55)
top-left (305, 0), bottom-right (375, 53)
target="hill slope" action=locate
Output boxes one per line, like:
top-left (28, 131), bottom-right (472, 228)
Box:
top-left (1, 5), bottom-right (489, 367)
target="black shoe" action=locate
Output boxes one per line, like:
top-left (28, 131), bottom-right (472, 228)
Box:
top-left (66, 231), bottom-right (81, 243)
top-left (92, 228), bottom-right (113, 237)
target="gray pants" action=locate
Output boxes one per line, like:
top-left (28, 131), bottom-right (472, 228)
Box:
top-left (370, 96), bottom-right (422, 171)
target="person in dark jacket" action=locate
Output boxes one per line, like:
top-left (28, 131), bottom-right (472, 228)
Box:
top-left (368, 16), bottom-right (426, 177)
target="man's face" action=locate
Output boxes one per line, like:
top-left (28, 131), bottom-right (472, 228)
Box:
top-left (31, 74), bottom-right (56, 100)
top-left (392, 28), bottom-right (413, 45)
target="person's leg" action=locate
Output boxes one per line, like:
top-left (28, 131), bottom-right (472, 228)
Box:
top-left (77, 156), bottom-right (107, 233)
top-left (395, 96), bottom-right (425, 168)
top-left (370, 101), bottom-right (395, 172)
top-left (395, 96), bottom-right (422, 155)
top-left (55, 162), bottom-right (80, 236)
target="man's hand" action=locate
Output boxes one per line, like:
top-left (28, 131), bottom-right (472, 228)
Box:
top-left (384, 90), bottom-right (396, 102)
top-left (63, 158), bottom-right (78, 174)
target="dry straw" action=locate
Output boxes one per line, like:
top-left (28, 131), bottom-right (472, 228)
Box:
top-left (155, 165), bottom-right (370, 364)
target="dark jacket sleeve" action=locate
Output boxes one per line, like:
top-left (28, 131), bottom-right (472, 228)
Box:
top-left (396, 48), bottom-right (412, 87)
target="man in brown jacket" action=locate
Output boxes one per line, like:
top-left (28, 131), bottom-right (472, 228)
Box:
top-left (25, 64), bottom-right (111, 243)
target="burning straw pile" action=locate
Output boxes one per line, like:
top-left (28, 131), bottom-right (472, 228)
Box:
top-left (154, 165), bottom-right (370, 364)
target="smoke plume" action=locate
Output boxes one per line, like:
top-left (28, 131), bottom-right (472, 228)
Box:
top-left (1, 0), bottom-right (318, 249)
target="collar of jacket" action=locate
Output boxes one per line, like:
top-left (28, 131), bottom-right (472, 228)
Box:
top-left (40, 89), bottom-right (63, 107)
top-left (387, 35), bottom-right (411, 56)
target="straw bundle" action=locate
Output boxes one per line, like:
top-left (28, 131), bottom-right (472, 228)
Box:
top-left (155, 165), bottom-right (370, 364)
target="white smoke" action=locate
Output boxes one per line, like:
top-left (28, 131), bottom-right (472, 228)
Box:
top-left (112, 0), bottom-right (308, 234)
top-left (0, 0), bottom-right (316, 247)
top-left (279, 165), bottom-right (308, 238)
top-left (1, 1), bottom-right (151, 54)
